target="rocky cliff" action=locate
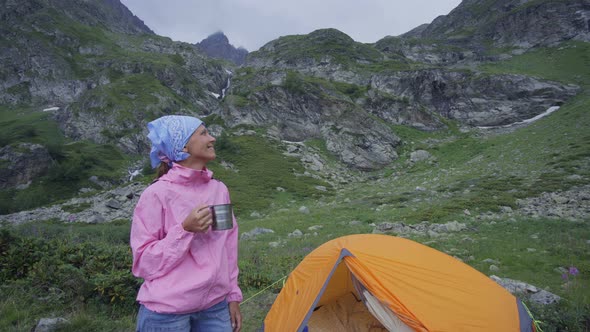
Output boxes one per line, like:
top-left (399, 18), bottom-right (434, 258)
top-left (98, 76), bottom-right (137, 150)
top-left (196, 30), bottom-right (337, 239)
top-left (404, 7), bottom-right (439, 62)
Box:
top-left (418, 0), bottom-right (590, 48)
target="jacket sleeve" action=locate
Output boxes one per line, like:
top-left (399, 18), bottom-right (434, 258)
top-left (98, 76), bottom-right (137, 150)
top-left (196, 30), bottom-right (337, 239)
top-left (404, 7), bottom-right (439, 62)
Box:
top-left (130, 190), bottom-right (195, 281)
top-left (225, 190), bottom-right (243, 303)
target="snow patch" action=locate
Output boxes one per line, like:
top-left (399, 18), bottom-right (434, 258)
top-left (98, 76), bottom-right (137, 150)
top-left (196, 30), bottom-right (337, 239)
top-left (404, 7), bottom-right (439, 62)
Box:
top-left (477, 106), bottom-right (560, 129)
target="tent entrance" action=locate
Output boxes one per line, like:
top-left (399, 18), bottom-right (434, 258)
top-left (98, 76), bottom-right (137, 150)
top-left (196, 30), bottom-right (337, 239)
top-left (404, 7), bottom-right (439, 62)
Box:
top-left (306, 260), bottom-right (413, 332)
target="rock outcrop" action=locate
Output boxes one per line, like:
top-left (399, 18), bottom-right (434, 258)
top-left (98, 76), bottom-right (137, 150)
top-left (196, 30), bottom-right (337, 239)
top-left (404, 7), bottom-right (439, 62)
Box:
top-left (370, 70), bottom-right (579, 126)
top-left (0, 143), bottom-right (54, 189)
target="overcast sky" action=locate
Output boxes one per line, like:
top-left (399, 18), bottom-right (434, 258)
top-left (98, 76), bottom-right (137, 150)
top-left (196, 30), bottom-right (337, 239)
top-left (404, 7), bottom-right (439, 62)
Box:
top-left (120, 0), bottom-right (462, 52)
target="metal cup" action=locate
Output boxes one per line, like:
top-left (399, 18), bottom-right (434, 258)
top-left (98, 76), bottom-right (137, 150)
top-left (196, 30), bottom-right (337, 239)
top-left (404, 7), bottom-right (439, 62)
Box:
top-left (210, 204), bottom-right (233, 231)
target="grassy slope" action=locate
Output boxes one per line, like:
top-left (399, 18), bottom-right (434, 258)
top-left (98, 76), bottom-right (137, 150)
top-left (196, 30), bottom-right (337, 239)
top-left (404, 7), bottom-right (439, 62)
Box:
top-left (237, 41), bottom-right (590, 331)
top-left (208, 133), bottom-right (331, 216)
top-left (1, 41), bottom-right (589, 331)
top-left (0, 107), bottom-right (129, 214)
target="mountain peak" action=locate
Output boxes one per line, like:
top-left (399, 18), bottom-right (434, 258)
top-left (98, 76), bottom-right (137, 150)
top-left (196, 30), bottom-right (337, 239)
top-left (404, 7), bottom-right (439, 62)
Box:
top-left (196, 31), bottom-right (248, 65)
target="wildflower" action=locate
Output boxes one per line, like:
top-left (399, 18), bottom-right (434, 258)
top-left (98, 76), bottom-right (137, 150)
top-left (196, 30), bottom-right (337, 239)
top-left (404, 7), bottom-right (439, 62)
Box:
top-left (569, 266), bottom-right (579, 276)
top-left (562, 272), bottom-right (569, 280)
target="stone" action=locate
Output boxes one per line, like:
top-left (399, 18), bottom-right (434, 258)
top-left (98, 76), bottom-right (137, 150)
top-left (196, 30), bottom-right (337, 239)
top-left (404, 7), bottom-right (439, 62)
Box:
top-left (530, 289), bottom-right (561, 305)
top-left (315, 186), bottom-right (327, 192)
top-left (105, 199), bottom-right (122, 210)
top-left (410, 150), bottom-right (432, 163)
top-left (35, 318), bottom-right (68, 332)
top-left (240, 227), bottom-right (275, 240)
top-left (298, 206), bottom-right (310, 214)
top-left (444, 221), bottom-right (466, 232)
top-left (87, 214), bottom-right (105, 224)
top-left (500, 206), bottom-right (513, 213)
top-left (288, 229), bottom-right (303, 238)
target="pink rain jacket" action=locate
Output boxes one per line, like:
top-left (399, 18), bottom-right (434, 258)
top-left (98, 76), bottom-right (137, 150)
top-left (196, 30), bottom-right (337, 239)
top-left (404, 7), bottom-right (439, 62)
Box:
top-left (131, 163), bottom-right (242, 313)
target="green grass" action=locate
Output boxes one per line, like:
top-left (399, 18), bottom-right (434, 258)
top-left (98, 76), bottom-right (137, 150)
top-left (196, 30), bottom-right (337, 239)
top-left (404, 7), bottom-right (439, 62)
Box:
top-left (73, 72), bottom-right (197, 123)
top-left (208, 134), bottom-right (331, 216)
top-left (0, 106), bottom-right (65, 151)
top-left (480, 41), bottom-right (590, 86)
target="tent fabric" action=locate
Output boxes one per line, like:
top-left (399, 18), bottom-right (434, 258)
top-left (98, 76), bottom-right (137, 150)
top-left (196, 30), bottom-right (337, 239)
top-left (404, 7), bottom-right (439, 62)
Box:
top-left (263, 234), bottom-right (534, 332)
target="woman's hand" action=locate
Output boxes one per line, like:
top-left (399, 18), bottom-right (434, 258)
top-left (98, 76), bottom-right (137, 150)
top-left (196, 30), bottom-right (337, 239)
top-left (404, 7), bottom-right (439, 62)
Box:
top-left (181, 204), bottom-right (212, 233)
top-left (229, 301), bottom-right (242, 332)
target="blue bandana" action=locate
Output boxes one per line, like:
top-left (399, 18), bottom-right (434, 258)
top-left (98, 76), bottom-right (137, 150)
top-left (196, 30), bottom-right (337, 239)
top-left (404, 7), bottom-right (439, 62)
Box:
top-left (147, 115), bottom-right (203, 168)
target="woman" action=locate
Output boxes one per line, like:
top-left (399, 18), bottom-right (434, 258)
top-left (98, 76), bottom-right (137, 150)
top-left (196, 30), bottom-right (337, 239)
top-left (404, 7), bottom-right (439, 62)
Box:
top-left (131, 115), bottom-right (242, 331)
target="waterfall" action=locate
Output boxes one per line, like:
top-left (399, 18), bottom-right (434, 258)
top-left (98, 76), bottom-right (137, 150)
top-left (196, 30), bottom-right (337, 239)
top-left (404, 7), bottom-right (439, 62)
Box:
top-left (221, 69), bottom-right (232, 99)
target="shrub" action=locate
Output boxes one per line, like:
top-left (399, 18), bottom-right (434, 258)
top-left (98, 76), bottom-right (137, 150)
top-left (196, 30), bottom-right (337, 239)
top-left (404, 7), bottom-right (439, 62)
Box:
top-left (91, 269), bottom-right (141, 310)
top-left (169, 53), bottom-right (185, 66)
top-left (283, 70), bottom-right (305, 95)
top-left (0, 229), bottom-right (139, 314)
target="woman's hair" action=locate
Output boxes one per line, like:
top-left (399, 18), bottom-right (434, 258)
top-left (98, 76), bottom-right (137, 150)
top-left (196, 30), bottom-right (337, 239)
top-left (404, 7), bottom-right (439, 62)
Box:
top-left (156, 162), bottom-right (171, 179)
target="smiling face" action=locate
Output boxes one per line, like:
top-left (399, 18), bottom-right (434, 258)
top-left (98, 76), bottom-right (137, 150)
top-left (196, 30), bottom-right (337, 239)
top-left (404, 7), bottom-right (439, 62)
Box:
top-left (179, 124), bottom-right (216, 169)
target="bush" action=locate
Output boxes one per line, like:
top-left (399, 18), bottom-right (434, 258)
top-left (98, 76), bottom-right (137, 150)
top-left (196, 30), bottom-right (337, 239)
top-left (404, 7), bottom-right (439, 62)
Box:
top-left (0, 229), bottom-right (139, 314)
top-left (91, 269), bottom-right (141, 310)
top-left (284, 71), bottom-right (305, 95)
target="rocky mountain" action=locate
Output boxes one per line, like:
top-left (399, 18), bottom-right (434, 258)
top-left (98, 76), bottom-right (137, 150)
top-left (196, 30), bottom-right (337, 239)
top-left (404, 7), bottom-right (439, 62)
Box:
top-left (0, 0), bottom-right (234, 212)
top-left (0, 0), bottom-right (588, 214)
top-left (383, 0), bottom-right (590, 65)
top-left (196, 31), bottom-right (248, 65)
top-left (1, 0), bottom-right (154, 35)
top-left (243, 28), bottom-right (577, 129)
top-left (0, 0), bottom-right (231, 148)
top-left (417, 0), bottom-right (590, 48)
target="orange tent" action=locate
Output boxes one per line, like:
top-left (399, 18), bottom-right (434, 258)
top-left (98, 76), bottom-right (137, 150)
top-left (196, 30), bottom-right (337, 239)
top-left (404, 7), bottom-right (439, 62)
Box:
top-left (263, 234), bottom-right (535, 331)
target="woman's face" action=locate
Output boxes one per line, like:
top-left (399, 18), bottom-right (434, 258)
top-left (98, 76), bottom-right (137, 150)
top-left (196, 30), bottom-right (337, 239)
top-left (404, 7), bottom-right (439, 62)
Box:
top-left (183, 125), bottom-right (216, 166)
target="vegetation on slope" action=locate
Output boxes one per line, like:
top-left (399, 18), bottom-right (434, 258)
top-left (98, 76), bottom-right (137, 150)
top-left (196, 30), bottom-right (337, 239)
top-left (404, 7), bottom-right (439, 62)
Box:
top-left (0, 107), bottom-right (128, 214)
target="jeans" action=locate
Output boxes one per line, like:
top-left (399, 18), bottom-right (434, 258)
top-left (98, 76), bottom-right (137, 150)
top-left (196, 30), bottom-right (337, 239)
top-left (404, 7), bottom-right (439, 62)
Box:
top-left (136, 300), bottom-right (232, 332)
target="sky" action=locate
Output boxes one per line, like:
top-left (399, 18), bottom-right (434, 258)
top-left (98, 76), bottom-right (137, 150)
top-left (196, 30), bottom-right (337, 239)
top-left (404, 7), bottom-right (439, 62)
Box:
top-left (120, 0), bottom-right (463, 52)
